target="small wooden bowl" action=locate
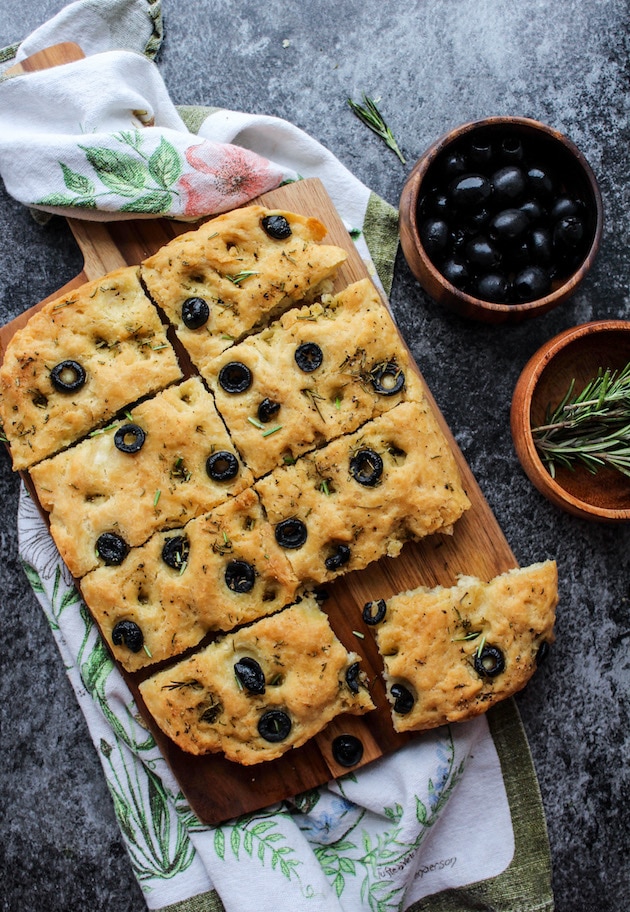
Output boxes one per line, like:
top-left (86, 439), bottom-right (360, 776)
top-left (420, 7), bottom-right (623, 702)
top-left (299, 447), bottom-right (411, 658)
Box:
top-left (399, 117), bottom-right (603, 323)
top-left (510, 321), bottom-right (630, 521)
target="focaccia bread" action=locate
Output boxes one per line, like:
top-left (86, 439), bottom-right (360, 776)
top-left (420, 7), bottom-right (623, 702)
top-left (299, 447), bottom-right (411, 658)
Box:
top-left (254, 400), bottom-right (471, 585)
top-left (363, 561), bottom-right (558, 733)
top-left (140, 205), bottom-right (348, 374)
top-left (138, 597), bottom-right (375, 763)
top-left (80, 488), bottom-right (300, 672)
top-left (30, 377), bottom-right (253, 578)
top-left (0, 266), bottom-right (182, 470)
top-left (207, 278), bottom-right (426, 478)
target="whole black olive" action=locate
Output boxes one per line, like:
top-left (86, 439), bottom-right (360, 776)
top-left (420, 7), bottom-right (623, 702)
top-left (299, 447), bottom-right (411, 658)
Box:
top-left (362, 598), bottom-right (386, 625)
top-left (96, 532), bottom-right (129, 566)
top-left (441, 150), bottom-right (468, 179)
top-left (181, 297), bottom-right (210, 330)
top-left (553, 215), bottom-right (585, 254)
top-left (419, 217), bottom-right (450, 259)
top-left (324, 543), bottom-right (351, 572)
top-left (526, 164), bottom-right (555, 199)
top-left (421, 189), bottom-right (450, 217)
top-left (476, 272), bottom-right (511, 303)
top-left (218, 361), bottom-right (252, 394)
top-left (448, 173), bottom-right (493, 211)
top-left (261, 214), bottom-right (292, 240)
top-left (491, 165), bottom-right (526, 204)
top-left (258, 709), bottom-right (292, 742)
top-left (519, 199), bottom-right (546, 224)
top-left (440, 258), bottom-right (470, 290)
top-left (257, 397), bottom-right (281, 423)
top-left (114, 423), bottom-right (146, 454)
top-left (112, 619), bottom-right (144, 653)
top-left (473, 643), bottom-right (506, 677)
top-left (162, 534), bottom-right (189, 571)
top-left (345, 662), bottom-right (361, 694)
top-left (529, 227), bottom-right (554, 266)
top-left (50, 360), bottom-right (87, 394)
top-left (332, 734), bottom-right (364, 767)
top-left (206, 450), bottom-right (239, 482)
top-left (502, 239), bottom-right (531, 272)
top-left (549, 195), bottom-right (583, 222)
top-left (469, 138), bottom-right (493, 167)
top-left (275, 518), bottom-right (308, 549)
top-left (499, 135), bottom-right (524, 163)
top-left (513, 265), bottom-right (552, 301)
top-left (295, 342), bottom-right (323, 373)
top-left (349, 448), bottom-right (383, 487)
top-left (466, 206), bottom-right (491, 231)
top-left (370, 361), bottom-right (405, 396)
top-left (390, 682), bottom-right (415, 715)
top-left (234, 656), bottom-right (266, 693)
top-left (464, 235), bottom-right (502, 270)
top-left (225, 559), bottom-right (256, 593)
top-left (488, 208), bottom-right (530, 245)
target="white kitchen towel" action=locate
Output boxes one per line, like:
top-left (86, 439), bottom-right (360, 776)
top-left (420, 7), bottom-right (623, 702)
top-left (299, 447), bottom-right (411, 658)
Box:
top-left (3, 3), bottom-right (553, 911)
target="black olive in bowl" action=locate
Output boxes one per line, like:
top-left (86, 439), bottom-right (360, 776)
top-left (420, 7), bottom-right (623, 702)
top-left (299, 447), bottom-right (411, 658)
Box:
top-left (399, 117), bottom-right (602, 323)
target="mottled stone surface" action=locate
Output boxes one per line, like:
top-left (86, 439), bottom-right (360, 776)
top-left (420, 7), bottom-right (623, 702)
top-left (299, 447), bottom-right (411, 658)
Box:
top-left (1, 1), bottom-right (628, 911)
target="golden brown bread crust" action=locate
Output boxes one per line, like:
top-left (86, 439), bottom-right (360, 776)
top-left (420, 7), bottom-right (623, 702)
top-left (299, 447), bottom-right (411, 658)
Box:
top-left (138, 597), bottom-right (375, 764)
top-left (140, 205), bottom-right (348, 374)
top-left (207, 278), bottom-right (426, 478)
top-left (366, 561), bottom-right (558, 733)
top-left (254, 400), bottom-right (471, 585)
top-left (80, 488), bottom-right (300, 672)
top-left (0, 266), bottom-right (182, 470)
top-left (30, 377), bottom-right (253, 578)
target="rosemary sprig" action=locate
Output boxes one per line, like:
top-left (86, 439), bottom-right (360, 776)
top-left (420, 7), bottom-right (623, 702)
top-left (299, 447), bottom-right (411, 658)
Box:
top-left (347, 94), bottom-right (406, 164)
top-left (531, 362), bottom-right (630, 478)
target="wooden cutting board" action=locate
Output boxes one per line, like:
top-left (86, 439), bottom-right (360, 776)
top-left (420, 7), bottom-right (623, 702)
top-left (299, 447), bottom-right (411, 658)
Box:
top-left (0, 46), bottom-right (516, 826)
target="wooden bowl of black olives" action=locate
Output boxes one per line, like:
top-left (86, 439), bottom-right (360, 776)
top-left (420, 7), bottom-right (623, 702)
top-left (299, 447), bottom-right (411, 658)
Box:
top-left (399, 117), bottom-right (603, 323)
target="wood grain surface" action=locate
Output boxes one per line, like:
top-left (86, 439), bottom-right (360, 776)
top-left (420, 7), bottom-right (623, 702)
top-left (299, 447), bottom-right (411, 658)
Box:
top-left (0, 43), bottom-right (517, 826)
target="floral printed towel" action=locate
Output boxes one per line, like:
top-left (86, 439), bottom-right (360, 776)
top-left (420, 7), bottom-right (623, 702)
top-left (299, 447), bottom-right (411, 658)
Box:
top-left (3, 2), bottom-right (553, 911)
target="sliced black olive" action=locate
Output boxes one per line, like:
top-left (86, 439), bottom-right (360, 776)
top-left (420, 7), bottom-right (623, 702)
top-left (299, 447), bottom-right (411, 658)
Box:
top-left (370, 361), bottom-right (405, 396)
top-left (162, 534), bottom-right (189, 571)
top-left (473, 643), bottom-right (506, 677)
top-left (225, 559), bottom-right (256, 593)
top-left (114, 423), bottom-right (146, 454)
top-left (50, 360), bottom-right (86, 394)
top-left (491, 165), bottom-right (526, 204)
top-left (448, 174), bottom-right (493, 211)
top-left (218, 361), bottom-right (252, 394)
top-left (324, 543), bottom-right (351, 572)
top-left (295, 342), bottom-right (323, 373)
top-left (200, 702), bottom-right (223, 724)
top-left (362, 598), bottom-right (386, 625)
top-left (206, 450), bottom-right (239, 482)
top-left (234, 656), bottom-right (266, 693)
top-left (419, 217), bottom-right (450, 259)
top-left (96, 532), bottom-right (129, 566)
top-left (275, 518), bottom-right (308, 549)
top-left (261, 214), bottom-right (292, 240)
top-left (390, 683), bottom-right (415, 715)
top-left (345, 662), bottom-right (361, 694)
top-left (349, 448), bottom-right (383, 487)
top-left (536, 641), bottom-right (551, 666)
top-left (112, 619), bottom-right (143, 653)
top-left (181, 297), bottom-right (210, 330)
top-left (513, 265), bottom-right (551, 302)
top-left (332, 734), bottom-right (364, 767)
top-left (258, 709), bottom-right (292, 742)
top-left (257, 397), bottom-right (281, 423)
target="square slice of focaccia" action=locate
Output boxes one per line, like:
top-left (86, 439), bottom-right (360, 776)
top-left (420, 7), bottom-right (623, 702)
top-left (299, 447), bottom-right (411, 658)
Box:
top-left (138, 596), bottom-right (375, 764)
top-left (140, 205), bottom-right (348, 373)
top-left (0, 266), bottom-right (182, 470)
top-left (30, 377), bottom-right (253, 578)
top-left (254, 400), bottom-right (471, 585)
top-left (363, 561), bottom-right (558, 733)
top-left (206, 278), bottom-right (426, 478)
top-left (80, 488), bottom-right (300, 672)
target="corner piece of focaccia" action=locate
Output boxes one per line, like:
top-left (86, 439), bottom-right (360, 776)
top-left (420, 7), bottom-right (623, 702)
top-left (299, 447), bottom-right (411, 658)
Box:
top-left (362, 561), bottom-right (558, 733)
top-left (0, 266), bottom-right (182, 470)
top-left (138, 597), bottom-right (375, 764)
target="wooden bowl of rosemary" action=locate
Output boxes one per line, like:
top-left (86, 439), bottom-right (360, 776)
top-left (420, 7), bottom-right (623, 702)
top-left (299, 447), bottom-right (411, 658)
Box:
top-left (510, 320), bottom-right (630, 521)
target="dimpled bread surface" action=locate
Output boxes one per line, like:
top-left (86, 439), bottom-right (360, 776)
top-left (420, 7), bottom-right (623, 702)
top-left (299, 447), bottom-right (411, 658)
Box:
top-left (140, 205), bottom-right (348, 373)
top-left (207, 278), bottom-right (426, 478)
top-left (138, 597), bottom-right (375, 764)
top-left (30, 377), bottom-right (253, 578)
top-left (0, 266), bottom-right (182, 470)
top-left (254, 399), bottom-right (471, 585)
top-left (367, 561), bottom-right (558, 733)
top-left (80, 488), bottom-right (301, 672)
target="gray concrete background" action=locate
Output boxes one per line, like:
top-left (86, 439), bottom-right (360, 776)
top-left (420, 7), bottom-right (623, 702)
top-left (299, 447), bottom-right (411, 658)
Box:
top-left (1, 1), bottom-right (628, 910)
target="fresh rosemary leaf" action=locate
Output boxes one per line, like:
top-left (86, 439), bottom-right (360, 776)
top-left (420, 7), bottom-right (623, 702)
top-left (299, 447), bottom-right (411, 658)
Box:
top-left (348, 93), bottom-right (406, 163)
